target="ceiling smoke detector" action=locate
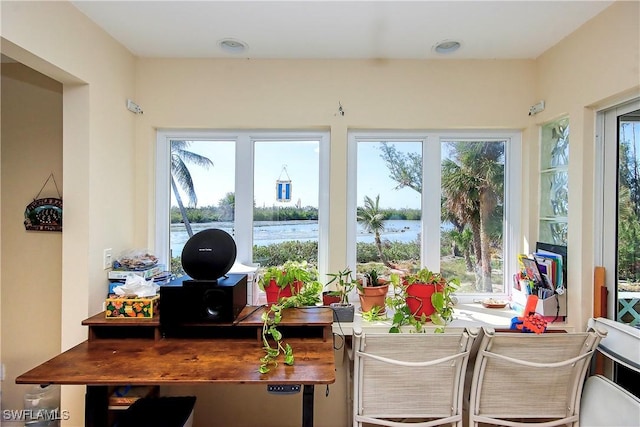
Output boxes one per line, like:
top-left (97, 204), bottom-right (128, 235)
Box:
top-left (433, 40), bottom-right (462, 55)
top-left (218, 38), bottom-right (248, 54)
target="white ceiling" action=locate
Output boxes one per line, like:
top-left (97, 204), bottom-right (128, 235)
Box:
top-left (70, 1), bottom-right (614, 60)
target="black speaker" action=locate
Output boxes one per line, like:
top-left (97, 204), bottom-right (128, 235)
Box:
top-left (180, 229), bottom-right (237, 281)
top-left (160, 274), bottom-right (248, 330)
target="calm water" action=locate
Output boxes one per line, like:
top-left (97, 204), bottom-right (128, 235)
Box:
top-left (170, 219), bottom-right (422, 256)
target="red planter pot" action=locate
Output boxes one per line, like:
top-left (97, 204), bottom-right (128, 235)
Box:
top-left (322, 291), bottom-right (342, 306)
top-left (264, 279), bottom-right (303, 304)
top-left (405, 281), bottom-right (444, 320)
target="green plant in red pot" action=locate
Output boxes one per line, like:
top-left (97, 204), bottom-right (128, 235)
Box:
top-left (387, 268), bottom-right (458, 333)
top-left (258, 261), bottom-right (314, 304)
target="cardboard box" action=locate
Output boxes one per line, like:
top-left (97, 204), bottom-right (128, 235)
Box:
top-left (512, 288), bottom-right (566, 317)
top-left (105, 294), bottom-right (159, 318)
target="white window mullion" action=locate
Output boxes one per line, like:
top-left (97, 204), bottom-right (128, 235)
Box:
top-left (155, 132), bottom-right (172, 267)
top-left (423, 134), bottom-right (440, 270)
top-left (234, 134), bottom-right (253, 265)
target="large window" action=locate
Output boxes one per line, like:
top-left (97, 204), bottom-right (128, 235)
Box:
top-left (156, 130), bottom-right (330, 302)
top-left (347, 131), bottom-right (521, 300)
top-left (597, 100), bottom-right (640, 326)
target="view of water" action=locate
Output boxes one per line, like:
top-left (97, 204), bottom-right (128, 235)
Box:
top-left (170, 219), bottom-right (422, 256)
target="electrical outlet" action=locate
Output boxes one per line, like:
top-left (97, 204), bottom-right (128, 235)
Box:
top-left (103, 248), bottom-right (113, 270)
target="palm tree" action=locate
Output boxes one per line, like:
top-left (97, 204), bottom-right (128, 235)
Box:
top-left (357, 194), bottom-right (394, 268)
top-left (442, 141), bottom-right (504, 292)
top-left (171, 141), bottom-right (214, 237)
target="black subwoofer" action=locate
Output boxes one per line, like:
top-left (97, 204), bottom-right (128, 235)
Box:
top-left (160, 274), bottom-right (247, 327)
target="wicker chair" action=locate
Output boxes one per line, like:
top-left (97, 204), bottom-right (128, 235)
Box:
top-left (468, 326), bottom-right (606, 427)
top-left (353, 327), bottom-right (478, 427)
top-left (580, 317), bottom-right (640, 427)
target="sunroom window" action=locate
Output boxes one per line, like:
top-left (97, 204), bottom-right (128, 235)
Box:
top-left (347, 131), bottom-right (521, 301)
top-left (155, 130), bottom-right (329, 304)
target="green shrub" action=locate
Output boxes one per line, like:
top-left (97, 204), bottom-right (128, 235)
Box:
top-left (253, 241), bottom-right (318, 267)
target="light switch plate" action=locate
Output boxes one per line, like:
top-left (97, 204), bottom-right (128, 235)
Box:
top-left (103, 248), bottom-right (113, 270)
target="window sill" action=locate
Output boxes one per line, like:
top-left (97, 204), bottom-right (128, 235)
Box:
top-left (333, 302), bottom-right (517, 336)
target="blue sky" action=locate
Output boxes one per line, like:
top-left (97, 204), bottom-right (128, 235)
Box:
top-left (174, 125), bottom-right (640, 211)
top-left (174, 140), bottom-right (422, 209)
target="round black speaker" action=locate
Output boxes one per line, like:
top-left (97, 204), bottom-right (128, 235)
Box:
top-left (181, 229), bottom-right (237, 280)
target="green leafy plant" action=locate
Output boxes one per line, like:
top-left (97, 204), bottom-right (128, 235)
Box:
top-left (279, 260), bottom-right (314, 287)
top-left (288, 280), bottom-right (322, 306)
top-left (358, 268), bottom-right (388, 290)
top-left (258, 279), bottom-right (322, 374)
top-left (258, 266), bottom-right (284, 291)
top-left (361, 306), bottom-right (387, 322)
top-left (325, 268), bottom-right (357, 305)
top-left (259, 300), bottom-right (294, 374)
top-left (386, 268), bottom-right (458, 333)
top-left (258, 261), bottom-right (315, 291)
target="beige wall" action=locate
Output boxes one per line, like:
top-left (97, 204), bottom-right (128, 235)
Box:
top-left (1, 1), bottom-right (136, 424)
top-left (1, 59), bottom-right (63, 420)
top-left (134, 57), bottom-right (536, 272)
top-left (531, 0), bottom-right (640, 330)
top-left (0, 0), bottom-right (638, 426)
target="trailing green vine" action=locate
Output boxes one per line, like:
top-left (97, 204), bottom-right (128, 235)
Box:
top-left (258, 280), bottom-right (323, 374)
top-left (259, 302), bottom-right (294, 374)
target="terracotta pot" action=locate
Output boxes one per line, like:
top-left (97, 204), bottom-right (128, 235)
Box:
top-left (358, 284), bottom-right (389, 313)
top-left (404, 281), bottom-right (444, 320)
top-left (264, 279), bottom-right (303, 304)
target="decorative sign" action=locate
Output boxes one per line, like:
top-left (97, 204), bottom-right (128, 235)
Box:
top-left (276, 165), bottom-right (292, 202)
top-left (24, 197), bottom-right (63, 231)
top-left (276, 181), bottom-right (292, 202)
top-left (24, 173), bottom-right (62, 232)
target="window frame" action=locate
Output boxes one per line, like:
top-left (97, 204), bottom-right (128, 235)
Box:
top-left (347, 130), bottom-right (521, 303)
top-left (155, 129), bottom-right (331, 277)
top-left (595, 98), bottom-right (640, 319)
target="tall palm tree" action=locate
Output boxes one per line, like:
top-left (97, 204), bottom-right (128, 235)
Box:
top-left (442, 141), bottom-right (504, 292)
top-left (357, 194), bottom-right (394, 268)
top-left (171, 140), bottom-right (214, 237)
top-left (442, 157), bottom-right (483, 289)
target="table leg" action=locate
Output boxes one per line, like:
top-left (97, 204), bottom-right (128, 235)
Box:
top-left (85, 386), bottom-right (108, 427)
top-left (302, 385), bottom-right (314, 427)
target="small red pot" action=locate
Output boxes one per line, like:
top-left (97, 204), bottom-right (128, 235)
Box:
top-left (264, 279), bottom-right (303, 304)
top-left (322, 291), bottom-right (341, 306)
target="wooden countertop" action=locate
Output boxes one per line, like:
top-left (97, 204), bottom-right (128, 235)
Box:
top-left (17, 306), bottom-right (336, 386)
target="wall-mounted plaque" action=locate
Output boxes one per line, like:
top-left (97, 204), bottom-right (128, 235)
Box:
top-left (24, 197), bottom-right (63, 232)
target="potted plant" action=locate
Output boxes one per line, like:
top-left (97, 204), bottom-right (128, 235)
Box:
top-left (258, 261), bottom-right (314, 304)
top-left (386, 268), bottom-right (458, 333)
top-left (325, 268), bottom-right (356, 322)
top-left (258, 279), bottom-right (323, 374)
top-left (357, 268), bottom-right (389, 314)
